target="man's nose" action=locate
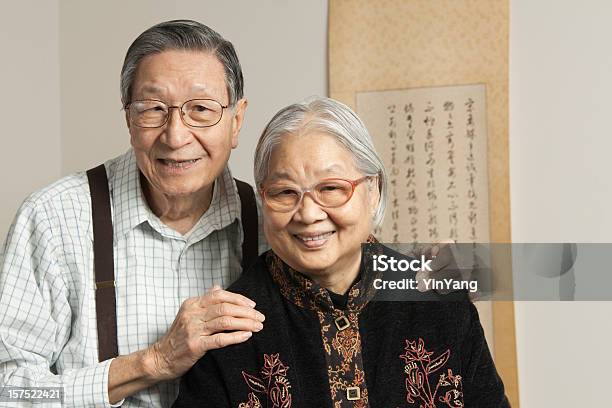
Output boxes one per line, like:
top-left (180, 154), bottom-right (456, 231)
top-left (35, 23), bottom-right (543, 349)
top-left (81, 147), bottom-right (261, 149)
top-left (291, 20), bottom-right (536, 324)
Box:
top-left (293, 193), bottom-right (327, 224)
top-left (161, 107), bottom-right (192, 149)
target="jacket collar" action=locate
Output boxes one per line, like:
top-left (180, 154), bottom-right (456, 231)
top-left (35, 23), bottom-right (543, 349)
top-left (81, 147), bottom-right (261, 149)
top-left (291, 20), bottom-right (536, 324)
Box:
top-left (266, 235), bottom-right (382, 314)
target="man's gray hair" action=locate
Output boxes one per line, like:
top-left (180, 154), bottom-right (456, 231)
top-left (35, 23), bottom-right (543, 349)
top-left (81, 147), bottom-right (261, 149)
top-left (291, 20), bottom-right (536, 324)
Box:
top-left (254, 96), bottom-right (388, 227)
top-left (120, 20), bottom-right (244, 107)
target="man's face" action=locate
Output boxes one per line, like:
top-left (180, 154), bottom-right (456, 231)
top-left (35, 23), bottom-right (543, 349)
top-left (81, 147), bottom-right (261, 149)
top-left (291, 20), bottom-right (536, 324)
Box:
top-left (127, 50), bottom-right (246, 199)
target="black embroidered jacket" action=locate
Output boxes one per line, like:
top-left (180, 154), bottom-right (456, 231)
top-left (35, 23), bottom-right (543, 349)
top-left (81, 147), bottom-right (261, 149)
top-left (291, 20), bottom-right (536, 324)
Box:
top-left (173, 244), bottom-right (510, 408)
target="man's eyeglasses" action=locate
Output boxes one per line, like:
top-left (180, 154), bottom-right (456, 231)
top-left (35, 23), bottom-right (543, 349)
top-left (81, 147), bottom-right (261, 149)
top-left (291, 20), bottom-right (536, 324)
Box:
top-left (261, 176), bottom-right (376, 213)
top-left (125, 99), bottom-right (229, 128)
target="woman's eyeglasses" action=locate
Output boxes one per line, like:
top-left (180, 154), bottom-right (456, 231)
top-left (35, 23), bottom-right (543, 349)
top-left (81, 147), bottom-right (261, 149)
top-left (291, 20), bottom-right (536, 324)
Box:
top-left (261, 176), bottom-right (376, 213)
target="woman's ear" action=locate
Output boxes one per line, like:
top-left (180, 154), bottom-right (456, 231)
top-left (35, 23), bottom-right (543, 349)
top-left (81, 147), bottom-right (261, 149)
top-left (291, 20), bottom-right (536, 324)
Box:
top-left (368, 177), bottom-right (381, 217)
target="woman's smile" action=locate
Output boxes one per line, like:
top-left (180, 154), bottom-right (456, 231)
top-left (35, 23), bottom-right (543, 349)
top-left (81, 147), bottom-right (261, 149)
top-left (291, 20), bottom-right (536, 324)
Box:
top-left (292, 231), bottom-right (336, 249)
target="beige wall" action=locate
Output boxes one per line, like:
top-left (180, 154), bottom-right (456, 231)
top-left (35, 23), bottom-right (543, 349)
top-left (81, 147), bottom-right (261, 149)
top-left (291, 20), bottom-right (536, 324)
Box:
top-left (58, 0), bottom-right (328, 184)
top-left (0, 0), bottom-right (327, 240)
top-left (3, 1), bottom-right (612, 407)
top-left (0, 0), bottom-right (61, 237)
top-left (510, 1), bottom-right (612, 406)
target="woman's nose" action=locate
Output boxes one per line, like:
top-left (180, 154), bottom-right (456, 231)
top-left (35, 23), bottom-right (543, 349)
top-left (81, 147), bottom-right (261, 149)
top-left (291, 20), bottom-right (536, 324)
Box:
top-left (293, 193), bottom-right (327, 224)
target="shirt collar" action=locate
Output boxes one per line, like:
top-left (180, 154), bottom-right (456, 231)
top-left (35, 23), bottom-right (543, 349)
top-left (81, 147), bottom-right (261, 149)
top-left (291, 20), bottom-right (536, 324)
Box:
top-left (185, 164), bottom-right (241, 243)
top-left (108, 150), bottom-right (150, 239)
top-left (109, 149), bottom-right (241, 241)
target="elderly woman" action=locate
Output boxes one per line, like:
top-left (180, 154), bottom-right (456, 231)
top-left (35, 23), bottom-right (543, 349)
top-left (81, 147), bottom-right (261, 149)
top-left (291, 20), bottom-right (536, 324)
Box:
top-left (173, 97), bottom-right (508, 407)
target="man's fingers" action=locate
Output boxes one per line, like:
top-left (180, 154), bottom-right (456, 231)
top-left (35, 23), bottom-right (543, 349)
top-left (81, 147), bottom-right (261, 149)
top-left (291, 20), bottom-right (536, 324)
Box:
top-left (426, 265), bottom-right (464, 283)
top-left (415, 270), bottom-right (430, 292)
top-left (415, 240), bottom-right (474, 295)
top-left (428, 243), bottom-right (455, 271)
top-left (413, 243), bottom-right (433, 259)
top-left (202, 316), bottom-right (264, 334)
top-left (419, 239), bottom-right (455, 260)
top-left (199, 288), bottom-right (257, 308)
top-left (201, 331), bottom-right (253, 351)
top-left (202, 301), bottom-right (265, 323)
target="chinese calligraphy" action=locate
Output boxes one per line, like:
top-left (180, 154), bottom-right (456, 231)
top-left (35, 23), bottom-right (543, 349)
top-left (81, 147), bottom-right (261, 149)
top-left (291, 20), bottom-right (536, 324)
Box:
top-left (357, 84), bottom-right (490, 244)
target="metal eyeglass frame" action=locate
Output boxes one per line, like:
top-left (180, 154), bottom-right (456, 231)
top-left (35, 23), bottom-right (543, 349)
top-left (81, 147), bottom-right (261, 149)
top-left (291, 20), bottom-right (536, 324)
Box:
top-left (124, 98), bottom-right (229, 128)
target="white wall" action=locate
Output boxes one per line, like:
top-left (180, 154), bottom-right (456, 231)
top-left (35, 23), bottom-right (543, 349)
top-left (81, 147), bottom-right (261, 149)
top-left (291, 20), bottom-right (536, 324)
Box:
top-left (0, 0), bottom-right (61, 237)
top-left (510, 1), bottom-right (612, 406)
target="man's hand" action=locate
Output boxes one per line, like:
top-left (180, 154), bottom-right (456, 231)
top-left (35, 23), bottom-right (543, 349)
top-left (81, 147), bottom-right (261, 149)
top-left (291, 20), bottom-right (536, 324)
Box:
top-left (107, 286), bottom-right (264, 404)
top-left (144, 286), bottom-right (265, 381)
top-left (414, 239), bottom-right (471, 295)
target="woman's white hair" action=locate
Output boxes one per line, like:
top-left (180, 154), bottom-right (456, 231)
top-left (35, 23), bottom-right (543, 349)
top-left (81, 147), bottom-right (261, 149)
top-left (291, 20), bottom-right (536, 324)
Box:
top-left (254, 96), bottom-right (388, 227)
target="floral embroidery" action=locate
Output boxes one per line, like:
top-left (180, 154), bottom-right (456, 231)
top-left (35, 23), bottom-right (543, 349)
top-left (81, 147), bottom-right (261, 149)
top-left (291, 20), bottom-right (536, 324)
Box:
top-left (331, 326), bottom-right (360, 362)
top-left (399, 338), bottom-right (464, 408)
top-left (314, 301), bottom-right (370, 407)
top-left (320, 320), bottom-right (332, 355)
top-left (238, 392), bottom-right (261, 408)
top-left (239, 353), bottom-right (292, 408)
top-left (267, 236), bottom-right (382, 408)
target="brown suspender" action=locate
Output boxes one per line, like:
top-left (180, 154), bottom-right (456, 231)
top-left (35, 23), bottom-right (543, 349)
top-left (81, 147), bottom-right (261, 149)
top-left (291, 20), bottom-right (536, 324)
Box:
top-left (234, 179), bottom-right (259, 270)
top-left (87, 165), bottom-right (259, 362)
top-left (86, 165), bottom-right (118, 362)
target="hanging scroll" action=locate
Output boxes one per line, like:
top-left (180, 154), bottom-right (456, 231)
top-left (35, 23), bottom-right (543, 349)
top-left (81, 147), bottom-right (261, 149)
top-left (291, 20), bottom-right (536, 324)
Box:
top-left (357, 84), bottom-right (496, 365)
top-left (329, 1), bottom-right (518, 404)
top-left (357, 85), bottom-right (489, 244)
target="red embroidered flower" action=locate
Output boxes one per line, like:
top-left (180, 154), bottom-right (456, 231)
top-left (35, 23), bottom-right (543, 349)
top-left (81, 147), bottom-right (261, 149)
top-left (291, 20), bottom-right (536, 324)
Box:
top-left (399, 338), bottom-right (462, 408)
top-left (400, 338), bottom-right (435, 362)
top-left (262, 353), bottom-right (289, 377)
top-left (240, 353), bottom-right (293, 408)
top-left (270, 377), bottom-right (292, 408)
top-left (238, 392), bottom-right (262, 408)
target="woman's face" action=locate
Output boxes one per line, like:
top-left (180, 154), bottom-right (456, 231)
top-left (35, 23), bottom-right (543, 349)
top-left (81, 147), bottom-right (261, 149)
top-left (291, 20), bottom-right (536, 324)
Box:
top-left (262, 131), bottom-right (379, 280)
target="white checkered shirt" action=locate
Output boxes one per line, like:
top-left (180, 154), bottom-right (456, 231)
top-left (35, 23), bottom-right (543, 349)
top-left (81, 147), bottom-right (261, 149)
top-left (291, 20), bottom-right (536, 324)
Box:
top-left (0, 149), bottom-right (267, 407)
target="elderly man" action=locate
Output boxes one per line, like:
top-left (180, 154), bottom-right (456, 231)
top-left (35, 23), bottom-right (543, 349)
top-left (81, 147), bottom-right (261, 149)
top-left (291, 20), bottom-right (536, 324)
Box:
top-left (0, 20), bottom-right (266, 407)
top-left (0, 19), bottom-right (456, 408)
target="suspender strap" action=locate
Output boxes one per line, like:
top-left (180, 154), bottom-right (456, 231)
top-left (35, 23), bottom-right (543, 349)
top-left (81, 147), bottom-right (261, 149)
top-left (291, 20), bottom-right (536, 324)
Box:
top-left (86, 168), bottom-right (257, 362)
top-left (86, 164), bottom-right (118, 362)
top-left (235, 178), bottom-right (259, 269)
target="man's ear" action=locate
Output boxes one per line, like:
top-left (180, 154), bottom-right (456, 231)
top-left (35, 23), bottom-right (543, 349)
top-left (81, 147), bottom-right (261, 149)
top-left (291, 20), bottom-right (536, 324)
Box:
top-left (230, 98), bottom-right (248, 149)
top-left (124, 109), bottom-right (131, 130)
top-left (125, 110), bottom-right (137, 147)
